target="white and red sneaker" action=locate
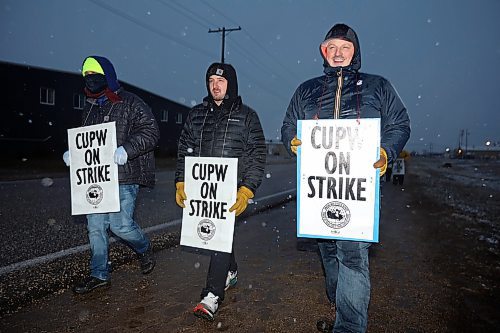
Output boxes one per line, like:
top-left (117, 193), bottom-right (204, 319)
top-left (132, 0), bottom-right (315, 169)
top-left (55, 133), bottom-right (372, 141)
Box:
top-left (193, 292), bottom-right (219, 321)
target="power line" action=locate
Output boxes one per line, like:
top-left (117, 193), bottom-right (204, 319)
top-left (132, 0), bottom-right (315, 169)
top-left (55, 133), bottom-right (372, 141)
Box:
top-left (153, 1), bottom-right (287, 100)
top-left (200, 0), bottom-right (303, 82)
top-left (87, 0), bottom-right (217, 59)
top-left (87, 0), bottom-right (288, 103)
top-left (162, 0), bottom-right (295, 84)
top-left (154, 0), bottom-right (211, 30)
top-left (208, 26), bottom-right (241, 63)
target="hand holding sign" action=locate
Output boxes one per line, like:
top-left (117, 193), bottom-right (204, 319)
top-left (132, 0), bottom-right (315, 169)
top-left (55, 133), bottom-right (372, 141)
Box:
top-left (291, 136), bottom-right (302, 155)
top-left (175, 181), bottom-right (187, 208)
top-left (229, 186), bottom-right (254, 216)
top-left (373, 148), bottom-right (387, 176)
top-left (114, 146), bottom-right (128, 165)
top-left (63, 150), bottom-right (70, 167)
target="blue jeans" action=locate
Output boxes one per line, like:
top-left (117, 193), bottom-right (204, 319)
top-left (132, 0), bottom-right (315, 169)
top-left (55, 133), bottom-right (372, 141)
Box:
top-left (317, 239), bottom-right (371, 333)
top-left (86, 184), bottom-right (150, 280)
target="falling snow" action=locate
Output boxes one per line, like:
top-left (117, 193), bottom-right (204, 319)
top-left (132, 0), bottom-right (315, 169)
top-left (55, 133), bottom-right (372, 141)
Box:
top-left (41, 178), bottom-right (54, 187)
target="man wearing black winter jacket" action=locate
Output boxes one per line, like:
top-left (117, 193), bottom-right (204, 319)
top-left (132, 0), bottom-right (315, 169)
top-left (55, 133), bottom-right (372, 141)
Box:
top-left (175, 63), bottom-right (266, 321)
top-left (63, 56), bottom-right (159, 294)
top-left (281, 24), bottom-right (410, 332)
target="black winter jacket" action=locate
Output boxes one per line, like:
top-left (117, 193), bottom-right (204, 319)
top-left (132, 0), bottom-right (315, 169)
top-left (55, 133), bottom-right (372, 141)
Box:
top-left (82, 89), bottom-right (160, 187)
top-left (175, 97), bottom-right (266, 194)
top-left (281, 29), bottom-right (410, 163)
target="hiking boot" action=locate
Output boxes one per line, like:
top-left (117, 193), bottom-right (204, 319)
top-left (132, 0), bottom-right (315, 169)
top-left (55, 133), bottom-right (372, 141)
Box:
top-left (73, 276), bottom-right (110, 294)
top-left (225, 270), bottom-right (238, 291)
top-left (138, 245), bottom-right (155, 275)
top-left (193, 292), bottom-right (219, 321)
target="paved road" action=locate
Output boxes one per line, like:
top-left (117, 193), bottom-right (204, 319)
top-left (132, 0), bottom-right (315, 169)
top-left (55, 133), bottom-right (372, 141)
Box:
top-left (2, 158), bottom-right (498, 332)
top-left (0, 161), bottom-right (296, 272)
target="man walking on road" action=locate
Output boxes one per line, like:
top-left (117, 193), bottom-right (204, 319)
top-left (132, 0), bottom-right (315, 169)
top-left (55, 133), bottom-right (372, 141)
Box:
top-left (175, 62), bottom-right (266, 321)
top-left (63, 55), bottom-right (159, 294)
top-left (281, 24), bottom-right (410, 332)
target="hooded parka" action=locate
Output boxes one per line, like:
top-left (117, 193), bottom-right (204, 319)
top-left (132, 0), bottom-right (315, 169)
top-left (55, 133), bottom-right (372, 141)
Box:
top-left (81, 56), bottom-right (160, 187)
top-left (175, 63), bottom-right (266, 194)
top-left (281, 24), bottom-right (410, 163)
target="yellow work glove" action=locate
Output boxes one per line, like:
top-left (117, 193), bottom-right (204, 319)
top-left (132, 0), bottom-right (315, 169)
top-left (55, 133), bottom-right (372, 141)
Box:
top-left (373, 148), bottom-right (388, 177)
top-left (291, 136), bottom-right (302, 155)
top-left (175, 182), bottom-right (187, 208)
top-left (229, 186), bottom-right (254, 216)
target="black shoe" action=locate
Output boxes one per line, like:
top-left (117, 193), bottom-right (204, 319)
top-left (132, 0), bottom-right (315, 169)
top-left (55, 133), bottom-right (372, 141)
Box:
top-left (138, 245), bottom-right (155, 274)
top-left (316, 319), bottom-right (333, 333)
top-left (73, 276), bottom-right (110, 294)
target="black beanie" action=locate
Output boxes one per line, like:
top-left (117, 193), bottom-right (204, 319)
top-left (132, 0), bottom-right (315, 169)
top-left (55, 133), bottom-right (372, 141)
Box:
top-left (206, 62), bottom-right (238, 103)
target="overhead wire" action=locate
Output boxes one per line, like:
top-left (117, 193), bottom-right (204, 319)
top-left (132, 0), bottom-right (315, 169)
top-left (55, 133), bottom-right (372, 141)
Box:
top-left (200, 0), bottom-right (304, 82)
top-left (159, 0), bottom-right (289, 101)
top-left (154, 0), bottom-right (211, 30)
top-left (88, 0), bottom-right (289, 102)
top-left (87, 0), bottom-right (218, 59)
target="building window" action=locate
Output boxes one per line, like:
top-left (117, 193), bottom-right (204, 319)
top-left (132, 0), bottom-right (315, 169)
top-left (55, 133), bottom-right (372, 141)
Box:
top-left (73, 93), bottom-right (86, 109)
top-left (40, 87), bottom-right (55, 105)
top-left (161, 110), bottom-right (169, 123)
top-left (176, 113), bottom-right (183, 124)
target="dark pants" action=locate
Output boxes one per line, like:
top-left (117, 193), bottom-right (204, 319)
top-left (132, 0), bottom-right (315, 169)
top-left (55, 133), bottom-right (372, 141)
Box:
top-left (393, 175), bottom-right (405, 185)
top-left (201, 248), bottom-right (237, 301)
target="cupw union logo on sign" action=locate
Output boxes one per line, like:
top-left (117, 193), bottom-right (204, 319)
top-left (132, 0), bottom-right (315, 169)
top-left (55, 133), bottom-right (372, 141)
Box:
top-left (321, 201), bottom-right (351, 229)
top-left (297, 119), bottom-right (381, 243)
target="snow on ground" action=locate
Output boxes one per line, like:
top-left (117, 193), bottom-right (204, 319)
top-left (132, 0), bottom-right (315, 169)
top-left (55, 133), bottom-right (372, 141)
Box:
top-left (409, 156), bottom-right (500, 254)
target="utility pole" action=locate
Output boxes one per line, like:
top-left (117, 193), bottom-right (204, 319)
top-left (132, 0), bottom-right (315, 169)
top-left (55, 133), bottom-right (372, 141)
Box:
top-left (458, 129), bottom-right (464, 158)
top-left (465, 129), bottom-right (470, 158)
top-left (208, 26), bottom-right (241, 63)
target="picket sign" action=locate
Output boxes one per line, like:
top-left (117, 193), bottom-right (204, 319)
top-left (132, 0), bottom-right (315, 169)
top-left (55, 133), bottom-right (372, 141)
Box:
top-left (67, 122), bottom-right (119, 215)
top-left (180, 156), bottom-right (238, 253)
top-left (297, 119), bottom-right (381, 242)
top-left (392, 158), bottom-right (406, 175)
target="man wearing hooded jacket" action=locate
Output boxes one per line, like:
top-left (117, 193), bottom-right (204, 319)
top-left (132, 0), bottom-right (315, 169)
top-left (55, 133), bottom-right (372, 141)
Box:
top-left (63, 56), bottom-right (159, 294)
top-left (175, 62), bottom-right (266, 321)
top-left (281, 24), bottom-right (410, 332)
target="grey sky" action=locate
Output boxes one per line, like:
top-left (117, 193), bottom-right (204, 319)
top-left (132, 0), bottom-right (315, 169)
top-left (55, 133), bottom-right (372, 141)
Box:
top-left (1, 0), bottom-right (499, 153)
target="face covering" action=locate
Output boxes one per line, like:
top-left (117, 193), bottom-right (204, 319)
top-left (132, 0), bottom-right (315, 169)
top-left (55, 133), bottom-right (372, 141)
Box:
top-left (84, 74), bottom-right (108, 94)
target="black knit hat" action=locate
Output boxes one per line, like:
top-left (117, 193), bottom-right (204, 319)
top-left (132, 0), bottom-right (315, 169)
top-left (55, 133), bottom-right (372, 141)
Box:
top-left (320, 23), bottom-right (361, 70)
top-left (206, 62), bottom-right (238, 103)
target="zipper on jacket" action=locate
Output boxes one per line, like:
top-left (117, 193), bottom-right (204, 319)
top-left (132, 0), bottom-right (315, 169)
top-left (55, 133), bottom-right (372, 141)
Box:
top-left (334, 68), bottom-right (343, 119)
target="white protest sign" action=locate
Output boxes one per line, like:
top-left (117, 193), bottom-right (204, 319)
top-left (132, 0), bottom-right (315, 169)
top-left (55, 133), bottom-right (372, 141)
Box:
top-left (392, 158), bottom-right (405, 175)
top-left (67, 122), bottom-right (119, 215)
top-left (180, 156), bottom-right (238, 253)
top-left (297, 119), bottom-right (381, 242)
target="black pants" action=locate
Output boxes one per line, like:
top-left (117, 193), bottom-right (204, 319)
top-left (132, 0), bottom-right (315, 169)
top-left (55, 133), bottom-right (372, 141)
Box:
top-left (201, 248), bottom-right (237, 301)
